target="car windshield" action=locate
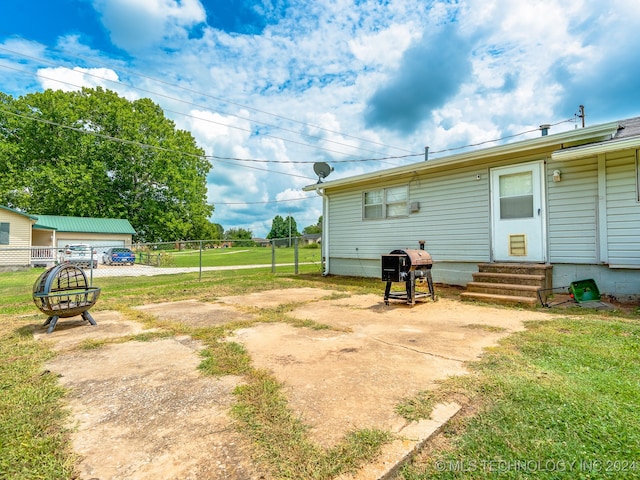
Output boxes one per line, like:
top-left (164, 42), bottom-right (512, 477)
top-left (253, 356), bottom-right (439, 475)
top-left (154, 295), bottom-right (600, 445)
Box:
top-left (69, 245), bottom-right (91, 251)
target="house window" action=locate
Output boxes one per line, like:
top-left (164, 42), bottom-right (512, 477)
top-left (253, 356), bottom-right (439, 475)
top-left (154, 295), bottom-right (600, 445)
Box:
top-left (364, 190), bottom-right (384, 219)
top-left (0, 222), bottom-right (9, 245)
top-left (363, 186), bottom-right (409, 219)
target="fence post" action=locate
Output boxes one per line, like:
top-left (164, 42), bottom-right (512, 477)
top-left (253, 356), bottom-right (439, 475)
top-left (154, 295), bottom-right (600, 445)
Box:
top-left (199, 240), bottom-right (203, 281)
top-left (294, 237), bottom-right (299, 274)
top-left (271, 240), bottom-right (276, 273)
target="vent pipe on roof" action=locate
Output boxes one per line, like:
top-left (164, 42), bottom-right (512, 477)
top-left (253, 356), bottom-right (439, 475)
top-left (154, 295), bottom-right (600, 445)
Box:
top-left (539, 124), bottom-right (551, 136)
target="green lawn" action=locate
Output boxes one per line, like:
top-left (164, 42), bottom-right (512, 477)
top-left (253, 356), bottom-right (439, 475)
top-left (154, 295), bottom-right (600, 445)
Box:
top-left (2, 268), bottom-right (640, 479)
top-left (150, 245), bottom-right (322, 268)
top-left (397, 313), bottom-right (640, 479)
top-left (0, 268), bottom-right (382, 479)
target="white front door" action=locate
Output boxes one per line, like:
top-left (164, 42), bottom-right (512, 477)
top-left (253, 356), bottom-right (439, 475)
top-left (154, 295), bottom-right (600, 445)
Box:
top-left (491, 162), bottom-right (545, 262)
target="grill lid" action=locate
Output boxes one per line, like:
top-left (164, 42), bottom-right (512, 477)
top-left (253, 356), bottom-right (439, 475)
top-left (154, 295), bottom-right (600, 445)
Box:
top-left (389, 249), bottom-right (433, 268)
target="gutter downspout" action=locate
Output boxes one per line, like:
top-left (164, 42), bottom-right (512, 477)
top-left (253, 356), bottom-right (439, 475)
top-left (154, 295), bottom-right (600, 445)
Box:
top-left (315, 187), bottom-right (330, 276)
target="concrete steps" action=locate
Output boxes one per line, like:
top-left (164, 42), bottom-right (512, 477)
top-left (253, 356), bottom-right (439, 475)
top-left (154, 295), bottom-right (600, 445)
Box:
top-left (460, 263), bottom-right (553, 306)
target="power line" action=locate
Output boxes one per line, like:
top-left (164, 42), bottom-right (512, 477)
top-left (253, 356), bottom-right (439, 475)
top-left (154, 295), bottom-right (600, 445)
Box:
top-left (2, 60), bottom-right (409, 164)
top-left (0, 104), bottom-right (580, 169)
top-left (213, 196), bottom-right (318, 205)
top-left (428, 117), bottom-right (577, 155)
top-left (209, 118), bottom-right (577, 163)
top-left (0, 62), bottom-right (379, 159)
top-left (55, 46), bottom-right (414, 153)
top-left (212, 157), bottom-right (316, 180)
top-left (0, 99), bottom-right (584, 209)
top-left (0, 34), bottom-right (589, 174)
top-left (0, 106), bottom-right (318, 181)
top-left (209, 153), bottom-right (421, 163)
top-left (0, 106), bottom-right (204, 158)
top-left (0, 45), bottom-right (413, 156)
top-left (1, 47), bottom-right (579, 166)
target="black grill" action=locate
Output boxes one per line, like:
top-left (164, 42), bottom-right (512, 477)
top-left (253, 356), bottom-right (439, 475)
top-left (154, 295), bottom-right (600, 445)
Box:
top-left (382, 241), bottom-right (435, 305)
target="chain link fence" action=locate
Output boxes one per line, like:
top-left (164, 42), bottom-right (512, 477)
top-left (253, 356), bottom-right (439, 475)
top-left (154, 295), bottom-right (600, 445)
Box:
top-left (0, 237), bottom-right (323, 283)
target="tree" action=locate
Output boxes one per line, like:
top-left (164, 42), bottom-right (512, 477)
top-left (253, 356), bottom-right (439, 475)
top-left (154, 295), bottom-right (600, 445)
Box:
top-left (303, 216), bottom-right (322, 235)
top-left (267, 214), bottom-right (300, 246)
top-left (267, 215), bottom-right (286, 240)
top-left (200, 222), bottom-right (224, 245)
top-left (0, 87), bottom-right (213, 242)
top-left (209, 223), bottom-right (225, 240)
top-left (224, 227), bottom-right (254, 247)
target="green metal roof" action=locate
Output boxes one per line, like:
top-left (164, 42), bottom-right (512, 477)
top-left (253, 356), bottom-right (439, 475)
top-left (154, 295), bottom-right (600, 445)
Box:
top-left (33, 215), bottom-right (136, 234)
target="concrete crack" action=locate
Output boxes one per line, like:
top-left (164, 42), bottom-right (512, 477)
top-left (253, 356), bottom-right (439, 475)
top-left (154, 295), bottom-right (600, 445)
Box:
top-left (370, 336), bottom-right (465, 363)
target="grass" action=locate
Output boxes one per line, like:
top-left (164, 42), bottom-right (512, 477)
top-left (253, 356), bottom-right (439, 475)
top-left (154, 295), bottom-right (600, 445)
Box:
top-left (0, 320), bottom-right (76, 479)
top-left (3, 268), bottom-right (640, 479)
top-left (0, 267), bottom-right (386, 479)
top-left (398, 315), bottom-right (640, 479)
top-left (232, 370), bottom-right (392, 479)
top-left (157, 245), bottom-right (322, 268)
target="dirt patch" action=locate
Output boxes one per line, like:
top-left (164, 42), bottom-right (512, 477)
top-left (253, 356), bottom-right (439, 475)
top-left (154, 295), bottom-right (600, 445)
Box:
top-left (134, 299), bottom-right (254, 327)
top-left (231, 296), bottom-right (554, 448)
top-left (45, 337), bottom-right (263, 480)
top-left (37, 290), bottom-right (558, 479)
top-left (215, 287), bottom-right (341, 308)
top-left (32, 310), bottom-right (151, 351)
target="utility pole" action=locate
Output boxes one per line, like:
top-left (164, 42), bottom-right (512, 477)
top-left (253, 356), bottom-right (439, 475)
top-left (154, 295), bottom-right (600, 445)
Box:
top-left (578, 105), bottom-right (585, 128)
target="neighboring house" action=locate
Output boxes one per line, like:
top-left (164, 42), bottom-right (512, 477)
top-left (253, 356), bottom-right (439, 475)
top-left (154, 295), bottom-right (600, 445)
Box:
top-left (252, 237), bottom-right (271, 247)
top-left (0, 206), bottom-right (136, 267)
top-left (0, 206), bottom-right (37, 267)
top-left (301, 233), bottom-right (321, 245)
top-left (304, 117), bottom-right (640, 302)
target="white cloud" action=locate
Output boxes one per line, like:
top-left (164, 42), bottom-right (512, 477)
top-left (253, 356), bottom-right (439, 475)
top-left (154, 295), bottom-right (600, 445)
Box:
top-left (184, 109), bottom-right (252, 149)
top-left (276, 188), bottom-right (307, 201)
top-left (348, 24), bottom-right (416, 68)
top-left (37, 66), bottom-right (121, 92)
top-left (2, 0), bottom-right (638, 235)
top-left (92, 0), bottom-right (206, 50)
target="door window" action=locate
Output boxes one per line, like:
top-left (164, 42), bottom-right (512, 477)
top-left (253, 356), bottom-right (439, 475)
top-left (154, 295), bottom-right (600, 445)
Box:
top-left (499, 172), bottom-right (533, 219)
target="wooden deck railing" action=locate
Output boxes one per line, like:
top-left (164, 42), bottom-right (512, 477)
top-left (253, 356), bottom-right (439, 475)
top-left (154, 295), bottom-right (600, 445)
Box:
top-left (31, 246), bottom-right (57, 265)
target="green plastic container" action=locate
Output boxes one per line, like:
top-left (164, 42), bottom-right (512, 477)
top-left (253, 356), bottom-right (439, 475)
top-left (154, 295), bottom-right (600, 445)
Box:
top-left (569, 279), bottom-right (601, 303)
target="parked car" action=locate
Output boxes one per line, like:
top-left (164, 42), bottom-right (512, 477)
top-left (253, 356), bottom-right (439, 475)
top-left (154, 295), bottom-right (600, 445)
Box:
top-left (58, 244), bottom-right (98, 268)
top-left (102, 247), bottom-right (136, 265)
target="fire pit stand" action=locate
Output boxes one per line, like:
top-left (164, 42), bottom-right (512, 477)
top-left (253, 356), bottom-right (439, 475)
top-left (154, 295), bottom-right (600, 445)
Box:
top-left (32, 264), bottom-right (101, 333)
top-left (382, 241), bottom-right (435, 305)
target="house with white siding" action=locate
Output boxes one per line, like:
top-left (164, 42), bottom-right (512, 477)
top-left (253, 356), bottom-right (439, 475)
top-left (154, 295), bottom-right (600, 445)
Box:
top-left (303, 117), bottom-right (640, 303)
top-left (0, 206), bottom-right (136, 268)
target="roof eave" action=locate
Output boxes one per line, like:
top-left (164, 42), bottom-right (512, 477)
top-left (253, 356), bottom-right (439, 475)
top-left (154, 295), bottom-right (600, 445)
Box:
top-left (0, 205), bottom-right (38, 221)
top-left (304, 121), bottom-right (620, 192)
top-left (551, 135), bottom-right (640, 161)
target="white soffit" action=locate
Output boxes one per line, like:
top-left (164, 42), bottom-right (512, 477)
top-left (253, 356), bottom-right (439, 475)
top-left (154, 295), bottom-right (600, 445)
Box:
top-left (552, 136), bottom-right (640, 161)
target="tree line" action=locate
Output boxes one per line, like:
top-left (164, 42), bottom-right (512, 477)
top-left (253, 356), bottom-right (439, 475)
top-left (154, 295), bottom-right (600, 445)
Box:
top-left (0, 87), bottom-right (322, 244)
top-left (0, 87), bottom-right (218, 242)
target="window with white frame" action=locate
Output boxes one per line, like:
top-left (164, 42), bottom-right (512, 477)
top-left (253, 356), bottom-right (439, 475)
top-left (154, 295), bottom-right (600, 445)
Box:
top-left (0, 222), bottom-right (9, 245)
top-left (363, 185), bottom-right (409, 219)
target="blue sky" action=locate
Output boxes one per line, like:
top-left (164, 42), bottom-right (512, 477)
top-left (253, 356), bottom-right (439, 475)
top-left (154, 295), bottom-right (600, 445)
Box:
top-left (1, 0), bottom-right (639, 237)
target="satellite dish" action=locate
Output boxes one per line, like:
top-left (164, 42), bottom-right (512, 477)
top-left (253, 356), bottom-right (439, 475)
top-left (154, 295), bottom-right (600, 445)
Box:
top-left (313, 162), bottom-right (334, 183)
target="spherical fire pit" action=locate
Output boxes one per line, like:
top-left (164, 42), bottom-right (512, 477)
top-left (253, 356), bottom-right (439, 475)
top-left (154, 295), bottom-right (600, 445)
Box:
top-left (33, 264), bottom-right (101, 333)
